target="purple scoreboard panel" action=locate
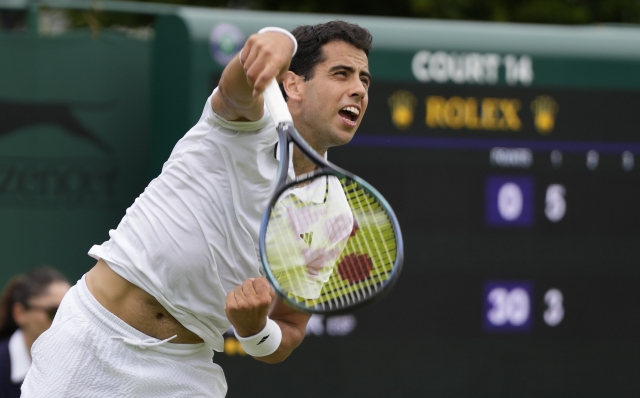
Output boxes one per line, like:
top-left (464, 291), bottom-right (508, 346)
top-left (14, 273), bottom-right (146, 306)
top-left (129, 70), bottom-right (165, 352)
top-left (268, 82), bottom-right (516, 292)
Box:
top-left (485, 175), bottom-right (535, 227)
top-left (483, 280), bottom-right (534, 332)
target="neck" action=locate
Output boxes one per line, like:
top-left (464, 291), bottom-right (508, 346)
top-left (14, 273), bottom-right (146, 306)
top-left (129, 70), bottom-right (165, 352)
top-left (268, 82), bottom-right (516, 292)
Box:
top-left (292, 146), bottom-right (325, 176)
top-left (292, 127), bottom-right (327, 176)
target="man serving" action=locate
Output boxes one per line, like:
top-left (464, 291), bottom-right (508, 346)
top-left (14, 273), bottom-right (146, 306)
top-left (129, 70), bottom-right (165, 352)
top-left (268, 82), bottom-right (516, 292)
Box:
top-left (23, 20), bottom-right (372, 397)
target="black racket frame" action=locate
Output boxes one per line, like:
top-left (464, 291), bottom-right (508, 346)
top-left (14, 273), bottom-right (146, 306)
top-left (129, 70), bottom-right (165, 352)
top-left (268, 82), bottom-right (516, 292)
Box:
top-left (259, 121), bottom-right (404, 314)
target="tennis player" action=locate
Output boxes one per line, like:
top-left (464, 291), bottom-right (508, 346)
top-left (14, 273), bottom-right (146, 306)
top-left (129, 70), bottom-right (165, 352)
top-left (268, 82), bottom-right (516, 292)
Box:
top-left (22, 20), bottom-right (372, 397)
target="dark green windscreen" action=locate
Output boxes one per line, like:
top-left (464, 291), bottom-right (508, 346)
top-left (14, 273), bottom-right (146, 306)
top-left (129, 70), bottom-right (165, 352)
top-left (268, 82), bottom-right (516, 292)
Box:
top-left (0, 30), bottom-right (151, 285)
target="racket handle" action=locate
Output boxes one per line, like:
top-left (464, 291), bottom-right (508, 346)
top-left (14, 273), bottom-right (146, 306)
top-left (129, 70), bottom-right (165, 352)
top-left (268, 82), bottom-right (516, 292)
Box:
top-left (263, 79), bottom-right (293, 125)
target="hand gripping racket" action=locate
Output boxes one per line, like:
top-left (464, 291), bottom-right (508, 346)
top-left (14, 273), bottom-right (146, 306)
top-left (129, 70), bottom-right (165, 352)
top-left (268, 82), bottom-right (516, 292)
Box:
top-left (259, 79), bottom-right (403, 314)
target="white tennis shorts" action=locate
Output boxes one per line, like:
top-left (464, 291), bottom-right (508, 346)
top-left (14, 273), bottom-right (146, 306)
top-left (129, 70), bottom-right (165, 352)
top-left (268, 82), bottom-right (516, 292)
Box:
top-left (21, 275), bottom-right (227, 397)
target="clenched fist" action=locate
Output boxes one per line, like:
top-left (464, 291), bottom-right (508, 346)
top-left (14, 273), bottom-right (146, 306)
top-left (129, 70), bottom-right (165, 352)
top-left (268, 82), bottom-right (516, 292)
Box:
top-left (225, 278), bottom-right (276, 337)
top-left (239, 31), bottom-right (295, 97)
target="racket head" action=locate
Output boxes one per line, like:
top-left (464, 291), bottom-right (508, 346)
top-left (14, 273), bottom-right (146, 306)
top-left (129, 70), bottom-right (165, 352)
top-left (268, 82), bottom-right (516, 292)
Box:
top-left (259, 169), bottom-right (404, 314)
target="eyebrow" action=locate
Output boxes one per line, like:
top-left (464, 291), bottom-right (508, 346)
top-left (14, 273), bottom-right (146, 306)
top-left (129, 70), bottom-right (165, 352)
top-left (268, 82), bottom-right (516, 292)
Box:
top-left (329, 65), bottom-right (373, 84)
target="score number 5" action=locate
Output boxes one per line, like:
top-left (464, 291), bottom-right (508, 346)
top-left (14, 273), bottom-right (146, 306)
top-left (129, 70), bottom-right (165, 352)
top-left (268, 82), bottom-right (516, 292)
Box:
top-left (545, 184), bottom-right (566, 222)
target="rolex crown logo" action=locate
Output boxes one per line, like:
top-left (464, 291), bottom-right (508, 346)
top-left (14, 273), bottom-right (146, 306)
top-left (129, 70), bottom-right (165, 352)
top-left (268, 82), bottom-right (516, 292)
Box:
top-left (388, 90), bottom-right (417, 130)
top-left (531, 95), bottom-right (559, 134)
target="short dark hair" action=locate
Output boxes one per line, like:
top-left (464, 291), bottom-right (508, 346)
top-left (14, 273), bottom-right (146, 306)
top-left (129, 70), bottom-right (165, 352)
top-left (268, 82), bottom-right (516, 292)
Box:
top-left (285, 20), bottom-right (372, 97)
top-left (0, 266), bottom-right (68, 339)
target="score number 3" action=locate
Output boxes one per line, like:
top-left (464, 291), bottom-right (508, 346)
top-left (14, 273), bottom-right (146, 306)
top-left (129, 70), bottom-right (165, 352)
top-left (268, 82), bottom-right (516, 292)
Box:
top-left (543, 288), bottom-right (564, 326)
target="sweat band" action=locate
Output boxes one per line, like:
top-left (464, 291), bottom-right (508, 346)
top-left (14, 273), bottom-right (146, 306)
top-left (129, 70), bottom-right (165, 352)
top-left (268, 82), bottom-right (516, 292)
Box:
top-left (257, 26), bottom-right (298, 56)
top-left (234, 318), bottom-right (282, 357)
top-left (238, 27), bottom-right (297, 67)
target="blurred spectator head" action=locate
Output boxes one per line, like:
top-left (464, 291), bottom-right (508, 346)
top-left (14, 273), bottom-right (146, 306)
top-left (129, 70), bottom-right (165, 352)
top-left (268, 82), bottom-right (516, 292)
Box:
top-left (0, 267), bottom-right (70, 343)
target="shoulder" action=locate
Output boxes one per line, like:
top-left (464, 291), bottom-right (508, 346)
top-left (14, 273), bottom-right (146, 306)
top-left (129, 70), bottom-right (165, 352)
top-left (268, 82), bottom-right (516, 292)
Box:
top-left (207, 98), bottom-right (278, 156)
top-left (164, 89), bottom-right (273, 170)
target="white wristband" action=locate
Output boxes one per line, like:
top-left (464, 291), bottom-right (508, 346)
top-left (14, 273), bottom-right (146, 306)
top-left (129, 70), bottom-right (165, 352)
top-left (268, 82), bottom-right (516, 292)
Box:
top-left (234, 318), bottom-right (282, 357)
top-left (258, 27), bottom-right (298, 57)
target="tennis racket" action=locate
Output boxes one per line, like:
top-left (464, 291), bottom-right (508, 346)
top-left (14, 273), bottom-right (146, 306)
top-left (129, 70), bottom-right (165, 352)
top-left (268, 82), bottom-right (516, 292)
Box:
top-left (259, 79), bottom-right (403, 314)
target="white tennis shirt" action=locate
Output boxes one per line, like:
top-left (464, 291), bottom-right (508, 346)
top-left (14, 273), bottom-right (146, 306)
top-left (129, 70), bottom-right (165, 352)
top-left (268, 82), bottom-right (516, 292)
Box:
top-left (89, 89), bottom-right (283, 351)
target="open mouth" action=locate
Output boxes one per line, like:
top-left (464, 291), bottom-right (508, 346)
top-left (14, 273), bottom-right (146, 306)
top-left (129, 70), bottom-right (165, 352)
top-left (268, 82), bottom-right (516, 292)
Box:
top-left (338, 106), bottom-right (360, 126)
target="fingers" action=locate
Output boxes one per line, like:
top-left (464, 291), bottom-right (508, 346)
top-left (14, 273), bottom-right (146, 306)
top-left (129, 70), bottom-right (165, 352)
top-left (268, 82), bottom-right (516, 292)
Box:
top-left (252, 277), bottom-right (274, 296)
top-left (225, 278), bottom-right (275, 337)
top-left (227, 278), bottom-right (274, 311)
top-left (244, 52), bottom-right (284, 97)
top-left (224, 289), bottom-right (236, 312)
top-left (240, 31), bottom-right (294, 97)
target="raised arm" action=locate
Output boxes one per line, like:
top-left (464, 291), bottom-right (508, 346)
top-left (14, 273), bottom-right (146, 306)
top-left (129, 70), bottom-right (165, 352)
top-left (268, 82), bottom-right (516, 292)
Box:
top-left (211, 29), bottom-right (296, 122)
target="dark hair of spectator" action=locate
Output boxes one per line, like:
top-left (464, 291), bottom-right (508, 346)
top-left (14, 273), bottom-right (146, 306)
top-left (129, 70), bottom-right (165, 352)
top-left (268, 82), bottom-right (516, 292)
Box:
top-left (283, 21), bottom-right (373, 99)
top-left (0, 267), bottom-right (68, 339)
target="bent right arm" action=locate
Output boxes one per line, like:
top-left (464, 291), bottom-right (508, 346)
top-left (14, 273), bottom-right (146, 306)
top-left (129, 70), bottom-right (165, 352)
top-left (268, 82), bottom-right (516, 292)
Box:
top-left (211, 30), bottom-right (296, 122)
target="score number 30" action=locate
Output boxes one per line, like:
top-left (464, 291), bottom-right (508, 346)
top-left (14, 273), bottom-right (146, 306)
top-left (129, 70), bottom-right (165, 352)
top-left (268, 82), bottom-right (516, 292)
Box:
top-left (484, 283), bottom-right (564, 332)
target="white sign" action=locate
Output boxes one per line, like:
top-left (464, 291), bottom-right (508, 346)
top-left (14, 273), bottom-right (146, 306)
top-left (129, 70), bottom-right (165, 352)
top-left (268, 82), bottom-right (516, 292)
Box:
top-left (412, 51), bottom-right (534, 86)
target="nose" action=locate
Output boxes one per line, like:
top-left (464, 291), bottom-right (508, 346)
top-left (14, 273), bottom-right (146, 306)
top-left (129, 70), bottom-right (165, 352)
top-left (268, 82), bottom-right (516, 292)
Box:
top-left (349, 76), bottom-right (367, 99)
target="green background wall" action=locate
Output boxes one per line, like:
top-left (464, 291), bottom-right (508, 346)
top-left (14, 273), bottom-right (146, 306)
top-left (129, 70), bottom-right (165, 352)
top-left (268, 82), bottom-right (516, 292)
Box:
top-left (0, 30), bottom-right (151, 285)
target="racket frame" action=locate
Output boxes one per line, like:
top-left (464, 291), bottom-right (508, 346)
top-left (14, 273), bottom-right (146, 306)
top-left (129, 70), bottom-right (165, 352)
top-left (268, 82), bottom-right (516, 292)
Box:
top-left (259, 80), bottom-right (404, 314)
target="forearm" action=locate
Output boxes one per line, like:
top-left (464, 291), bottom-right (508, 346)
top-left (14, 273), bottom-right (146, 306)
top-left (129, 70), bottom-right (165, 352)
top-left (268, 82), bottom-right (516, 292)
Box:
top-left (226, 279), bottom-right (310, 364)
top-left (211, 29), bottom-right (295, 122)
top-left (252, 317), bottom-right (307, 364)
top-left (214, 54), bottom-right (263, 122)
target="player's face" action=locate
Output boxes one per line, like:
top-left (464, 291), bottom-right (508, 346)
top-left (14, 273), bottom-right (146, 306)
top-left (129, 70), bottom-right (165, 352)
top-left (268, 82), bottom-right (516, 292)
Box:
top-left (295, 41), bottom-right (370, 151)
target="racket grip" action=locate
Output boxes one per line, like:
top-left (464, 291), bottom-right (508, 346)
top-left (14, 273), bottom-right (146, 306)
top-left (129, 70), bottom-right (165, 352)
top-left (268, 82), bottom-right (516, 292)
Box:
top-left (263, 79), bottom-right (293, 125)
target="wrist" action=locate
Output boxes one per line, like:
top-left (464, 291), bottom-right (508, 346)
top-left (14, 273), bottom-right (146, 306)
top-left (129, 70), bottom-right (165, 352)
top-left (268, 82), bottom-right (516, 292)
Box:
top-left (258, 26), bottom-right (298, 56)
top-left (234, 318), bottom-right (283, 357)
top-left (238, 27), bottom-right (297, 68)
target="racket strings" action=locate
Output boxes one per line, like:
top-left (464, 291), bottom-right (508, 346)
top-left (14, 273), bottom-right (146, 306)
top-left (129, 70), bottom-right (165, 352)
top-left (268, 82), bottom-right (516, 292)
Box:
top-left (315, 178), bottom-right (396, 309)
top-left (264, 176), bottom-right (398, 311)
top-left (316, 179), bottom-right (395, 309)
top-left (308, 180), bottom-right (368, 309)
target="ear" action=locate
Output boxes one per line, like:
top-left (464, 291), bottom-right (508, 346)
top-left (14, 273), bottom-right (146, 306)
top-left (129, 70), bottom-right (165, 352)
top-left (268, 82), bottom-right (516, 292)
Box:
top-left (12, 303), bottom-right (27, 328)
top-left (282, 71), bottom-right (303, 102)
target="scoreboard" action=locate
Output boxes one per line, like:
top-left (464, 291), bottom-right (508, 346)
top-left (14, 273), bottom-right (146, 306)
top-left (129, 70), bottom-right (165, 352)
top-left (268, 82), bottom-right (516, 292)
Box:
top-left (341, 82), bottom-right (640, 340)
top-left (150, 10), bottom-right (640, 398)
top-left (329, 28), bottom-right (640, 397)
